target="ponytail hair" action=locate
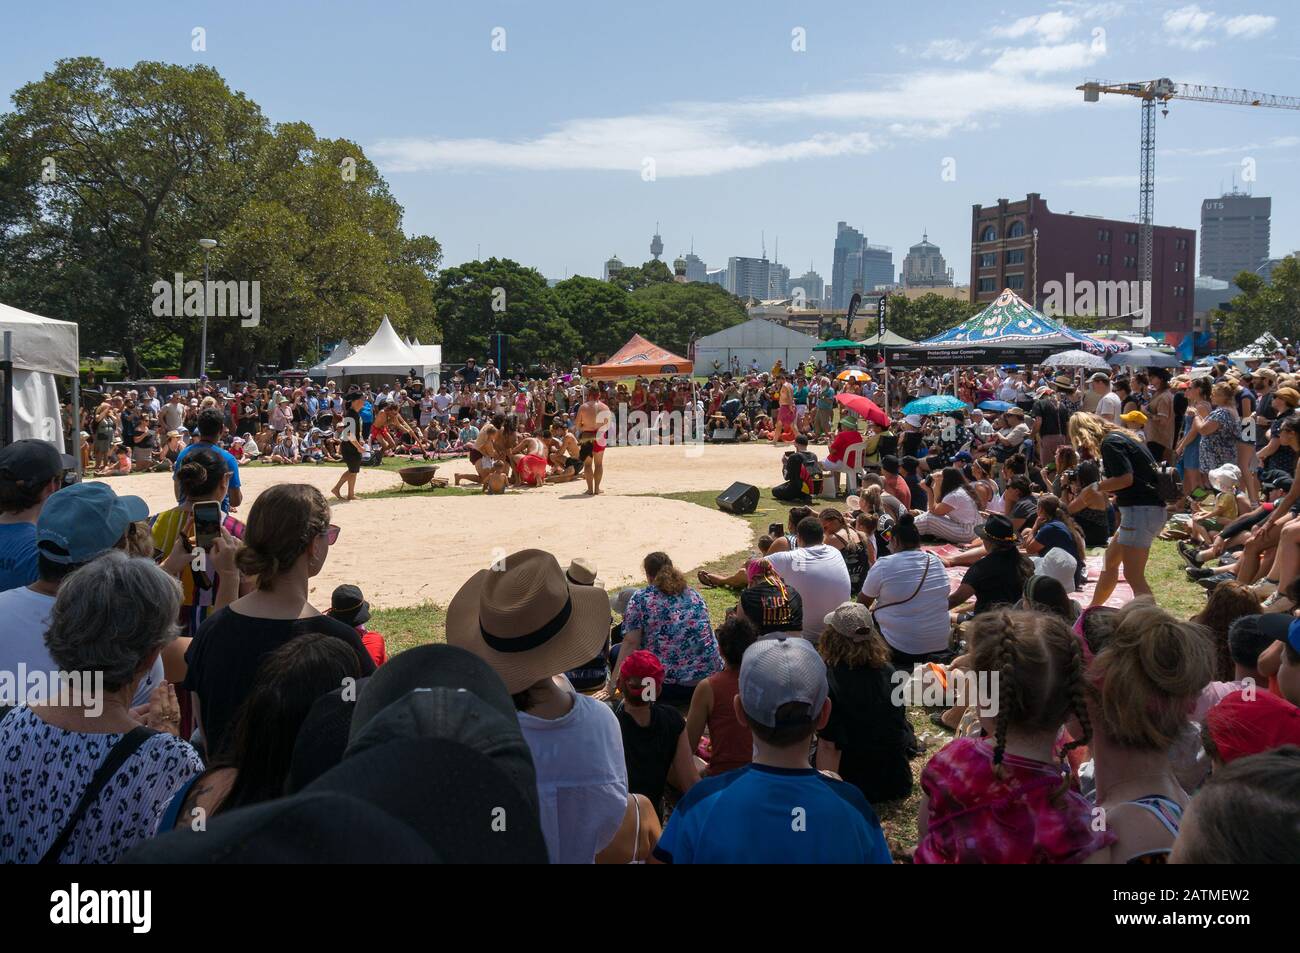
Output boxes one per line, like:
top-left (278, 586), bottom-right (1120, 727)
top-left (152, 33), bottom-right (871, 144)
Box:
top-left (236, 483), bottom-right (331, 590)
top-left (644, 551), bottom-right (687, 596)
top-left (1038, 495), bottom-right (1087, 567)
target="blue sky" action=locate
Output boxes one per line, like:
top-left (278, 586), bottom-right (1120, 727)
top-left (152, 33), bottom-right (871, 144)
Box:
top-left (3, 1), bottom-right (1297, 285)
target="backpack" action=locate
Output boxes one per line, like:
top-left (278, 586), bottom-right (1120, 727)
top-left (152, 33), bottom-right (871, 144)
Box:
top-left (1154, 462), bottom-right (1183, 504)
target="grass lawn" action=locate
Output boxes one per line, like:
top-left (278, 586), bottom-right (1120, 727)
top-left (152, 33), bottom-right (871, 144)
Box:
top-left (367, 482), bottom-right (1205, 860)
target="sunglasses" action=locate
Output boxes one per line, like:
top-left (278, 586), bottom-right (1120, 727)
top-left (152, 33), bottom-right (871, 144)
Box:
top-left (323, 524), bottom-right (341, 545)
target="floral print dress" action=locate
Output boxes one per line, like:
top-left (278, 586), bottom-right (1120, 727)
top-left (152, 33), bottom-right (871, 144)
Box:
top-left (1199, 406), bottom-right (1239, 473)
top-left (621, 585), bottom-right (723, 686)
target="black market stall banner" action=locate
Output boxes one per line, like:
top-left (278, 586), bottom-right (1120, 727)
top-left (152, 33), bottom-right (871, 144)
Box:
top-left (882, 344), bottom-right (1072, 368)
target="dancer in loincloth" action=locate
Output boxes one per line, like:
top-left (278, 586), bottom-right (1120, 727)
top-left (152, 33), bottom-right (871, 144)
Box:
top-left (545, 422), bottom-right (583, 484)
top-left (455, 413), bottom-right (508, 487)
top-left (575, 384), bottom-right (611, 496)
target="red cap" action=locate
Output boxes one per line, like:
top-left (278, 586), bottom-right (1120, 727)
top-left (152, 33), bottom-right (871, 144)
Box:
top-left (1206, 689), bottom-right (1300, 764)
top-left (619, 650), bottom-right (665, 696)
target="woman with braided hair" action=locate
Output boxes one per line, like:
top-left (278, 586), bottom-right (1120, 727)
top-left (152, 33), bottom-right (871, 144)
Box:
top-left (1082, 598), bottom-right (1217, 864)
top-left (915, 609), bottom-right (1116, 863)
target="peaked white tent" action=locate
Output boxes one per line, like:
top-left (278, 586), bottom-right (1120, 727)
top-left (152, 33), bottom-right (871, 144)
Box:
top-left (307, 339), bottom-right (354, 379)
top-left (2, 302), bottom-right (80, 452)
top-left (327, 316), bottom-right (439, 388)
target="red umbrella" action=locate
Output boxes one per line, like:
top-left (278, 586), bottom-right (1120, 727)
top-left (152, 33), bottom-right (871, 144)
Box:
top-left (835, 393), bottom-right (889, 427)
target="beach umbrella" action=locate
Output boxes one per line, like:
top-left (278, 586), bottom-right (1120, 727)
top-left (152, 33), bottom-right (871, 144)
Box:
top-left (902, 395), bottom-right (968, 416)
top-left (1042, 349), bottom-right (1109, 370)
top-left (836, 368), bottom-right (872, 382)
top-left (978, 399), bottom-right (1015, 412)
top-left (835, 393), bottom-right (890, 427)
top-left (1108, 347), bottom-right (1181, 369)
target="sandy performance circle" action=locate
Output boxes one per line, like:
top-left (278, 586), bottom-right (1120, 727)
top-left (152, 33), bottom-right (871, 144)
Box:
top-left (93, 443), bottom-right (789, 608)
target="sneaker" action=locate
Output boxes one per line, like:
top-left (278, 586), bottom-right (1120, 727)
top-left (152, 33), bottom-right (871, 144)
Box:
top-left (1197, 573), bottom-right (1236, 591)
top-left (1263, 593), bottom-right (1294, 614)
top-left (1185, 566), bottom-right (1218, 581)
top-left (1250, 578), bottom-right (1279, 599)
top-left (1178, 541), bottom-right (1205, 567)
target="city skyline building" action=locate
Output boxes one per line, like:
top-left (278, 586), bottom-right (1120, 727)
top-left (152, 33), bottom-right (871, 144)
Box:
top-left (1200, 191), bottom-right (1271, 283)
top-left (726, 256), bottom-right (771, 301)
top-left (901, 233), bottom-right (954, 288)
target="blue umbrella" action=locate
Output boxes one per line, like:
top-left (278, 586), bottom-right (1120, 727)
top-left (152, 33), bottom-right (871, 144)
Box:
top-left (903, 395), bottom-right (969, 416)
top-left (978, 399), bottom-right (1015, 412)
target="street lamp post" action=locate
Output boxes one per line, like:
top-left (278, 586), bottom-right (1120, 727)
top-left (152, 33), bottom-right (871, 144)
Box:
top-left (198, 238), bottom-right (218, 380)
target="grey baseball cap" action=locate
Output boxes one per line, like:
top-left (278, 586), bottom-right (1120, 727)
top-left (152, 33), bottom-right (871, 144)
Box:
top-left (738, 636), bottom-right (828, 728)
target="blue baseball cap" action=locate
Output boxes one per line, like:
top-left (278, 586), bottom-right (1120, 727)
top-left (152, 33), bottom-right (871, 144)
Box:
top-left (35, 482), bottom-right (150, 564)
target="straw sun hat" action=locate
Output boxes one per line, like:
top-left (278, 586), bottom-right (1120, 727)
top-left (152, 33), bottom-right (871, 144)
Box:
top-left (446, 549), bottom-right (612, 693)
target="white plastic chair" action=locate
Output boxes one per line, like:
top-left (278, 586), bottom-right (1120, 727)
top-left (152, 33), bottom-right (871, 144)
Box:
top-left (841, 441), bottom-right (868, 494)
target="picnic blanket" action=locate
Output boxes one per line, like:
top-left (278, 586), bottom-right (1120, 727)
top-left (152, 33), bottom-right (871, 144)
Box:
top-left (925, 545), bottom-right (1135, 610)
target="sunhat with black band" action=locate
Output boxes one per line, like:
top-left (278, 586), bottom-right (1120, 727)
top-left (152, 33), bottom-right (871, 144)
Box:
top-left (976, 513), bottom-right (1019, 546)
top-left (445, 548), bottom-right (612, 693)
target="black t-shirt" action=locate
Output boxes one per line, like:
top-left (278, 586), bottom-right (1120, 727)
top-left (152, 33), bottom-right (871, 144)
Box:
top-left (901, 430), bottom-right (924, 456)
top-left (819, 662), bottom-right (915, 804)
top-left (739, 579), bottom-right (804, 633)
top-left (407, 381), bottom-right (424, 401)
top-left (615, 702), bottom-right (685, 816)
top-left (1010, 495), bottom-right (1038, 526)
top-left (183, 607), bottom-right (376, 758)
top-left (1031, 398), bottom-right (1067, 436)
top-left (962, 547), bottom-right (1028, 616)
top-left (461, 365), bottom-right (480, 387)
top-left (1100, 432), bottom-right (1163, 507)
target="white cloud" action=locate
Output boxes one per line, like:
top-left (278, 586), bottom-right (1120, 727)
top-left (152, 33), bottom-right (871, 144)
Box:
top-left (370, 71), bottom-right (1080, 178)
top-left (1164, 4), bottom-right (1216, 49)
top-left (990, 41), bottom-right (1102, 74)
top-left (1222, 14), bottom-right (1277, 38)
top-left (992, 11), bottom-right (1081, 43)
top-left (1051, 1), bottom-right (1126, 19)
top-left (921, 38), bottom-right (976, 62)
top-left (1163, 5), bottom-right (1279, 49)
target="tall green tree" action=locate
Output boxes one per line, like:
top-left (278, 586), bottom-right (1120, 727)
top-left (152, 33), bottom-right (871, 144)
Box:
top-left (1214, 258), bottom-right (1300, 349)
top-left (551, 275), bottom-right (652, 357)
top-left (879, 293), bottom-right (983, 342)
top-left (607, 259), bottom-right (673, 292)
top-left (627, 281), bottom-right (748, 355)
top-left (433, 258), bottom-right (578, 368)
top-left (0, 58), bottom-right (440, 377)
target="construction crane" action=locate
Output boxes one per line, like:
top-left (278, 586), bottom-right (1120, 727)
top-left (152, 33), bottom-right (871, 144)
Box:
top-left (1077, 79), bottom-right (1300, 327)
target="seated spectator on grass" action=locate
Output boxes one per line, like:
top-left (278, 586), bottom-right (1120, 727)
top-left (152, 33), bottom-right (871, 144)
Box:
top-left (762, 516), bottom-right (851, 643)
top-left (815, 602), bottom-right (916, 804)
top-left (0, 439), bottom-right (73, 593)
top-left (326, 583), bottom-right (388, 667)
top-left (947, 514), bottom-right (1034, 618)
top-left (1171, 748), bottom-right (1300, 864)
top-left (859, 514), bottom-right (953, 667)
top-left (620, 552), bottom-right (723, 705)
top-left (653, 637), bottom-right (892, 864)
top-left (163, 632), bottom-right (363, 829)
top-left (772, 433), bottom-right (818, 502)
top-left (183, 483), bottom-right (376, 759)
top-left (446, 548), bottom-right (628, 864)
top-left (1084, 599), bottom-right (1217, 864)
top-left (686, 615), bottom-right (757, 778)
top-left (0, 482), bottom-right (163, 710)
top-left (614, 650), bottom-right (700, 819)
top-left (916, 609), bottom-right (1113, 864)
top-left (1200, 690), bottom-right (1300, 772)
top-left (0, 552), bottom-right (203, 863)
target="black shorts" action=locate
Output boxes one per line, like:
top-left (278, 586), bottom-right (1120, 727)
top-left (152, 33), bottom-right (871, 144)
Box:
top-left (341, 445), bottom-right (362, 474)
top-left (565, 457), bottom-right (582, 473)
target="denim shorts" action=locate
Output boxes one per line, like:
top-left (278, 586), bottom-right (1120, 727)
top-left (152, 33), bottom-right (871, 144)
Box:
top-left (1115, 505), bottom-right (1167, 549)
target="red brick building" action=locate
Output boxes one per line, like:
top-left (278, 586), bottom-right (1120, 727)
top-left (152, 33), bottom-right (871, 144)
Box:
top-left (969, 193), bottom-right (1195, 337)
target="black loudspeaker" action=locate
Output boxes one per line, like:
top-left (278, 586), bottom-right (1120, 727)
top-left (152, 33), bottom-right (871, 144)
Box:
top-left (716, 482), bottom-right (759, 515)
top-left (710, 427), bottom-right (738, 443)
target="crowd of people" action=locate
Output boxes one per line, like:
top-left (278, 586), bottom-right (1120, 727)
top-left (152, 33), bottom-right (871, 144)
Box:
top-left (1, 342), bottom-right (1299, 865)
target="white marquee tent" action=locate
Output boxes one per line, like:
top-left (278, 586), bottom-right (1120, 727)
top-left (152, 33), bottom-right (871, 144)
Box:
top-left (1, 301), bottom-right (80, 452)
top-left (307, 339), bottom-right (354, 378)
top-left (326, 316), bottom-right (440, 388)
top-left (693, 318), bottom-right (820, 375)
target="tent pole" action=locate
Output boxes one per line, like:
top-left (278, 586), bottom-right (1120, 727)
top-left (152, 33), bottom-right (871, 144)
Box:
top-left (71, 375), bottom-right (81, 473)
top-left (1, 332), bottom-right (11, 447)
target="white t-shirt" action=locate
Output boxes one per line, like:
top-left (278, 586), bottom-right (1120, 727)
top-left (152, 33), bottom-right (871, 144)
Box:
top-left (0, 585), bottom-right (162, 708)
top-left (860, 550), bottom-right (953, 656)
top-left (517, 692), bottom-right (628, 864)
top-left (766, 543), bottom-right (852, 641)
top-left (1095, 391), bottom-right (1122, 424)
top-left (940, 489), bottom-right (980, 526)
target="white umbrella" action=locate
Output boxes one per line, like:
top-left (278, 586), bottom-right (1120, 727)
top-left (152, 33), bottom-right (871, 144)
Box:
top-left (1042, 349), bottom-right (1109, 370)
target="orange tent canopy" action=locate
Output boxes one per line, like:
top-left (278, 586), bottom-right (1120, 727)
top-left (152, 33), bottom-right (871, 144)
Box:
top-left (581, 333), bottom-right (694, 379)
